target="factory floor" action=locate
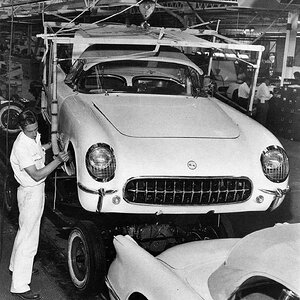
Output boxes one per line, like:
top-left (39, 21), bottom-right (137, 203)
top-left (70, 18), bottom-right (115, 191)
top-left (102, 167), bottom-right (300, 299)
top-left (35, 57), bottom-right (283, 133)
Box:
top-left (0, 215), bottom-right (68, 300)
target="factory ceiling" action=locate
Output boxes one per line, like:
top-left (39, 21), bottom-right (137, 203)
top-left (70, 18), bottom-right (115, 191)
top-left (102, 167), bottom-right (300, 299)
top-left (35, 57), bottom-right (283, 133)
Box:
top-left (0, 0), bottom-right (299, 38)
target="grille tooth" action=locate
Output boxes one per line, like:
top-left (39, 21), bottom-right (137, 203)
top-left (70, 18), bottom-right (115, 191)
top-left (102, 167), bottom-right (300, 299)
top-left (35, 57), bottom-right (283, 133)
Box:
top-left (124, 177), bottom-right (252, 205)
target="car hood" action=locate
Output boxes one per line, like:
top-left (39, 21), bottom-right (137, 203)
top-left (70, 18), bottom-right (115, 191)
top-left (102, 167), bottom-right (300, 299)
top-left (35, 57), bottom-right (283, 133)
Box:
top-left (91, 94), bottom-right (240, 138)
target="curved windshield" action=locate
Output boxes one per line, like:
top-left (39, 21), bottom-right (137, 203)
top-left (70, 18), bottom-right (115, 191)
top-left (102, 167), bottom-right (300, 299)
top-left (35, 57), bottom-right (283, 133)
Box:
top-left (76, 60), bottom-right (203, 96)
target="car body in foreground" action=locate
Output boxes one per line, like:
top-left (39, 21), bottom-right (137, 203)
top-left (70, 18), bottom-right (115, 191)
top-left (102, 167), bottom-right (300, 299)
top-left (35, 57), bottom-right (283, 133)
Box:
top-left (106, 222), bottom-right (300, 300)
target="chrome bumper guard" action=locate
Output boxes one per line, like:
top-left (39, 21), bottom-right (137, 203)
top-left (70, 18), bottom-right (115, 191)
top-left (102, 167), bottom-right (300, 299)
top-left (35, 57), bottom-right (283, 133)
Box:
top-left (260, 186), bottom-right (290, 210)
top-left (78, 182), bottom-right (117, 211)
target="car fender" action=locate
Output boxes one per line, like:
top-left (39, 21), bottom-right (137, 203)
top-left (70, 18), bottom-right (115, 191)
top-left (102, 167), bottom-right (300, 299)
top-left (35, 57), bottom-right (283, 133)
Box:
top-left (107, 235), bottom-right (204, 300)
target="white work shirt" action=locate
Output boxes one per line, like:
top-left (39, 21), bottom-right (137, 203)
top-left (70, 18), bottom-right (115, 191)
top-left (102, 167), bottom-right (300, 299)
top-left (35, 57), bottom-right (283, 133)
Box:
top-left (10, 131), bottom-right (45, 187)
top-left (238, 82), bottom-right (250, 98)
top-left (256, 82), bottom-right (272, 104)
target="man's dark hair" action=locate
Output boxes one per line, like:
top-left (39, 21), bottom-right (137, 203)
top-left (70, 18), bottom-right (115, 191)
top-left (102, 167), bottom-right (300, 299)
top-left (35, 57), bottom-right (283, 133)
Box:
top-left (18, 109), bottom-right (37, 130)
top-left (294, 71), bottom-right (300, 79)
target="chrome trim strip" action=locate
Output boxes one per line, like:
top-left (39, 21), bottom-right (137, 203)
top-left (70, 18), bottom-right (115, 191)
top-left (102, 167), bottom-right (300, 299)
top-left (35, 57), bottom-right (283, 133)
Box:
top-left (78, 182), bottom-right (100, 194)
top-left (77, 182), bottom-right (117, 195)
top-left (105, 277), bottom-right (121, 300)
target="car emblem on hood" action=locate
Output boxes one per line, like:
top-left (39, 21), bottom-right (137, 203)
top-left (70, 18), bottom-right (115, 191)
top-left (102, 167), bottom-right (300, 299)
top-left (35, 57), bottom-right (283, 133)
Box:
top-left (187, 160), bottom-right (197, 170)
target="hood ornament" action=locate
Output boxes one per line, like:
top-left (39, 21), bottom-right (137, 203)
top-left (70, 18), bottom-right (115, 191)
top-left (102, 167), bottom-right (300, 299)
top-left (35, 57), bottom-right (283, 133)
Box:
top-left (187, 160), bottom-right (197, 170)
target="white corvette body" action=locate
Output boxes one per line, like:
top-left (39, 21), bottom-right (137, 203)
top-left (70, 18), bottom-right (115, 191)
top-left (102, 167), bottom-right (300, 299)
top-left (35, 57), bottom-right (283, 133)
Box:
top-left (40, 24), bottom-right (289, 215)
top-left (38, 22), bottom-right (291, 295)
top-left (106, 223), bottom-right (300, 300)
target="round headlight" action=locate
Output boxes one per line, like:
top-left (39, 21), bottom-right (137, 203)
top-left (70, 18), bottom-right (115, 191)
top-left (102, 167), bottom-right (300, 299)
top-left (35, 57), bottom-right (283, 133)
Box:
top-left (86, 143), bottom-right (116, 182)
top-left (260, 145), bottom-right (289, 183)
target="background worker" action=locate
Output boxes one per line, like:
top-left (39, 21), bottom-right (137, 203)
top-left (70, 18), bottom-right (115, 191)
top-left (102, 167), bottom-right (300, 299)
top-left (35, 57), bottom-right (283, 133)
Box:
top-left (238, 77), bottom-right (251, 109)
top-left (9, 110), bottom-right (69, 300)
top-left (294, 71), bottom-right (300, 85)
top-left (256, 77), bottom-right (273, 127)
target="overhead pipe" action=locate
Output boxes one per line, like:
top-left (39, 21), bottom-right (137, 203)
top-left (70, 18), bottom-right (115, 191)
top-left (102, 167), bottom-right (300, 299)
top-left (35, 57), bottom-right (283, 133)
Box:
top-left (207, 19), bottom-right (220, 77)
top-left (41, 21), bottom-right (50, 123)
top-left (0, 0), bottom-right (50, 8)
top-left (51, 39), bottom-right (59, 156)
top-left (248, 50), bottom-right (263, 113)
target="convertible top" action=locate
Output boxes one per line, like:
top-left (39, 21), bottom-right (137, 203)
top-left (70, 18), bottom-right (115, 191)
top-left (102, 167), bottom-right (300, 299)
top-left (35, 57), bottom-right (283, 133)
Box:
top-left (208, 223), bottom-right (300, 299)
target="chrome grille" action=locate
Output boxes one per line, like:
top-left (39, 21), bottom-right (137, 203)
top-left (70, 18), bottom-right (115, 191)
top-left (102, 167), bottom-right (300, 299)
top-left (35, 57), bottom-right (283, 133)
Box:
top-left (124, 177), bottom-right (252, 205)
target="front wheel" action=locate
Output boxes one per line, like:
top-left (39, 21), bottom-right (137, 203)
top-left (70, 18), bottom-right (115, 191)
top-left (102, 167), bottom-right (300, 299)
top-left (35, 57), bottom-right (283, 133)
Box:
top-left (67, 220), bottom-right (107, 295)
top-left (0, 102), bottom-right (23, 135)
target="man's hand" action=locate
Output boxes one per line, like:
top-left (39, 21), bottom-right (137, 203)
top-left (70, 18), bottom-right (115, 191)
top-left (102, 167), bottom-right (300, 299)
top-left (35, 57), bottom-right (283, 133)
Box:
top-left (25, 150), bottom-right (70, 182)
top-left (42, 141), bottom-right (52, 151)
top-left (57, 151), bottom-right (69, 163)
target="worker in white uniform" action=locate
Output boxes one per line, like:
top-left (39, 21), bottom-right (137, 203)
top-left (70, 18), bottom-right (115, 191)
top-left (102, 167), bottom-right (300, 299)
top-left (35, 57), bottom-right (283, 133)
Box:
top-left (9, 110), bottom-right (69, 300)
top-left (238, 77), bottom-right (251, 109)
top-left (256, 78), bottom-right (273, 126)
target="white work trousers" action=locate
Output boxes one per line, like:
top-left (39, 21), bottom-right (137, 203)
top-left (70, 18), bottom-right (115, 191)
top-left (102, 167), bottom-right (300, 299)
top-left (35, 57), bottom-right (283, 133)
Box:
top-left (9, 182), bottom-right (45, 293)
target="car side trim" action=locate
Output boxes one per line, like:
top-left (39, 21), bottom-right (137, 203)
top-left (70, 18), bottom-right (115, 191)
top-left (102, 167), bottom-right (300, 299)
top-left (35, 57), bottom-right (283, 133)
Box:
top-left (105, 277), bottom-right (121, 300)
top-left (78, 182), bottom-right (102, 195)
top-left (78, 182), bottom-right (117, 195)
top-left (77, 182), bottom-right (118, 211)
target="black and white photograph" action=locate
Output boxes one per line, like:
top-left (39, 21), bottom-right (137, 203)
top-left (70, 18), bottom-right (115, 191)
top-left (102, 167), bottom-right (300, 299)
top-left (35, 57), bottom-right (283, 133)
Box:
top-left (0, 0), bottom-right (299, 299)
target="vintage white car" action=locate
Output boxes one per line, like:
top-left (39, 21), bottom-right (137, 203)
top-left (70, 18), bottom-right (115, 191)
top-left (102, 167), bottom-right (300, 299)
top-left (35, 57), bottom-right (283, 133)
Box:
top-left (33, 21), bottom-right (289, 294)
top-left (106, 223), bottom-right (300, 300)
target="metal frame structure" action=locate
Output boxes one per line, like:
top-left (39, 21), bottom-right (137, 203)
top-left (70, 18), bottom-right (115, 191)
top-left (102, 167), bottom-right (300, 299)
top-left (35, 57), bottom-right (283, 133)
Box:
top-left (38, 22), bottom-right (264, 133)
top-left (0, 0), bottom-right (238, 20)
top-left (0, 0), bottom-right (296, 22)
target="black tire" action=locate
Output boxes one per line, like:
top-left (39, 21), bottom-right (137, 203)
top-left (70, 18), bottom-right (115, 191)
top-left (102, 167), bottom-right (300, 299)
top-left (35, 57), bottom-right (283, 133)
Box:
top-left (3, 172), bottom-right (19, 218)
top-left (0, 102), bottom-right (23, 135)
top-left (67, 220), bottom-right (106, 295)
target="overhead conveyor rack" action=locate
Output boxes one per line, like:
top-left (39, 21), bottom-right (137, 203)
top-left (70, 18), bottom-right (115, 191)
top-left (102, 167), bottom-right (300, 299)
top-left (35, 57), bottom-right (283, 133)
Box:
top-left (37, 22), bottom-right (264, 115)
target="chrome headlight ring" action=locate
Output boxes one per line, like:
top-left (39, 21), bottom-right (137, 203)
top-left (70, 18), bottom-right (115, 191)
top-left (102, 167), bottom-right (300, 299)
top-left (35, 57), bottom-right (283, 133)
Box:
top-left (260, 145), bottom-right (289, 183)
top-left (86, 143), bottom-right (116, 182)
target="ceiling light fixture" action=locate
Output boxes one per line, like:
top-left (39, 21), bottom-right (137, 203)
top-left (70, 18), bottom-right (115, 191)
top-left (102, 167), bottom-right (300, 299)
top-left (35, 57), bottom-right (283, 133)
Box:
top-left (139, 0), bottom-right (156, 21)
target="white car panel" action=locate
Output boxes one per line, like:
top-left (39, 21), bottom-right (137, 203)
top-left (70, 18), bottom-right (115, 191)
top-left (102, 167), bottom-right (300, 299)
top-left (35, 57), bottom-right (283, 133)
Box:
top-left (107, 223), bottom-right (300, 300)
